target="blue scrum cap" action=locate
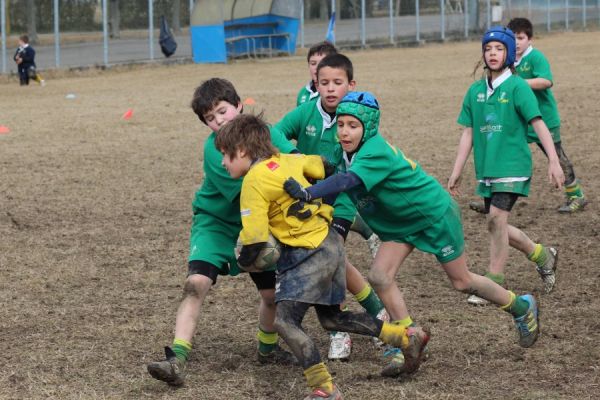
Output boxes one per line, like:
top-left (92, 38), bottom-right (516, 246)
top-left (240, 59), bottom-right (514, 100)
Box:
top-left (482, 26), bottom-right (516, 68)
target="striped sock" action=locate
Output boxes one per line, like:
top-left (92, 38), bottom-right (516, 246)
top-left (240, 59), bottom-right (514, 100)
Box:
top-left (500, 291), bottom-right (529, 317)
top-left (528, 244), bottom-right (548, 268)
top-left (354, 284), bottom-right (384, 317)
top-left (257, 327), bottom-right (278, 355)
top-left (565, 180), bottom-right (584, 198)
top-left (172, 338), bottom-right (192, 361)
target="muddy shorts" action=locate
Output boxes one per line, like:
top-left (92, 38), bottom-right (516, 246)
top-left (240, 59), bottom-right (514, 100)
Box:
top-left (188, 212), bottom-right (241, 276)
top-left (275, 229), bottom-right (346, 305)
top-left (396, 201), bottom-right (465, 264)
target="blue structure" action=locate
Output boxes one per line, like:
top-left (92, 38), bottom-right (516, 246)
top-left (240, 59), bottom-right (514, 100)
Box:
top-left (190, 0), bottom-right (300, 64)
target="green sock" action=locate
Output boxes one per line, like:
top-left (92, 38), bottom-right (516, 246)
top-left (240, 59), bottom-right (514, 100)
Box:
top-left (354, 284), bottom-right (384, 317)
top-left (351, 214), bottom-right (374, 240)
top-left (172, 338), bottom-right (192, 361)
top-left (484, 272), bottom-right (505, 285)
top-left (565, 180), bottom-right (584, 198)
top-left (528, 244), bottom-right (548, 267)
top-left (257, 327), bottom-right (278, 355)
top-left (500, 291), bottom-right (529, 317)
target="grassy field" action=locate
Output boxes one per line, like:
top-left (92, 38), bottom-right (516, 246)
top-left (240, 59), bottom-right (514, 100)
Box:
top-left (1, 31), bottom-right (599, 399)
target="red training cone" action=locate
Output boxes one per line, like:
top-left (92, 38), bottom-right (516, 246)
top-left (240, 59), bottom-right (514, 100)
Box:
top-left (122, 109), bottom-right (133, 120)
top-left (0, 125), bottom-right (10, 134)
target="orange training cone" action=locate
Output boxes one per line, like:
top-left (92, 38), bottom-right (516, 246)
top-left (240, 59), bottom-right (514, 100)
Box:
top-left (122, 109), bottom-right (133, 120)
top-left (243, 97), bottom-right (256, 106)
top-left (0, 125), bottom-right (10, 134)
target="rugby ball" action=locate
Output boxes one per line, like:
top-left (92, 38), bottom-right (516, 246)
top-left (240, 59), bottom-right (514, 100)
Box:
top-left (236, 233), bottom-right (282, 272)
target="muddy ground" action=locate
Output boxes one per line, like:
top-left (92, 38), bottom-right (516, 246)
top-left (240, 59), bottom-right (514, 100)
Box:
top-left (1, 31), bottom-right (599, 400)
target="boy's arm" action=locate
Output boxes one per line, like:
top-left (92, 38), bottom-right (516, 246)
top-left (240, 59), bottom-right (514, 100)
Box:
top-left (447, 127), bottom-right (473, 197)
top-left (204, 141), bottom-right (242, 203)
top-left (530, 118), bottom-right (565, 188)
top-left (526, 78), bottom-right (552, 90)
top-left (269, 125), bottom-right (298, 154)
top-left (284, 172), bottom-right (363, 202)
top-left (273, 106), bottom-right (303, 141)
top-left (527, 52), bottom-right (554, 90)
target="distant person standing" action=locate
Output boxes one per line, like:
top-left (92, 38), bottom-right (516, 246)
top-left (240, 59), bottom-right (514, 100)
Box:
top-left (14, 35), bottom-right (45, 87)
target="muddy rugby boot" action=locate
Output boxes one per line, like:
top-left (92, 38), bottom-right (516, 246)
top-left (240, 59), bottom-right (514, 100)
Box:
top-left (147, 347), bottom-right (186, 386)
top-left (558, 195), bottom-right (587, 213)
top-left (304, 385), bottom-right (343, 400)
top-left (513, 294), bottom-right (540, 348)
top-left (536, 247), bottom-right (558, 294)
top-left (328, 331), bottom-right (352, 361)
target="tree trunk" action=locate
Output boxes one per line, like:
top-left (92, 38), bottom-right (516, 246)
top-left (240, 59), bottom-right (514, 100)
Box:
top-left (109, 0), bottom-right (120, 39)
top-left (172, 0), bottom-right (181, 34)
top-left (26, 0), bottom-right (38, 44)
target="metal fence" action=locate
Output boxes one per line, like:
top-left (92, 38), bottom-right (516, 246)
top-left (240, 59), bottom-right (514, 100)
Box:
top-left (1, 0), bottom-right (599, 74)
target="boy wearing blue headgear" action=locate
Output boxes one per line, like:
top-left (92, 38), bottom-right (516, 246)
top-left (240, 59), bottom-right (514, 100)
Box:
top-left (447, 27), bottom-right (565, 305)
top-left (283, 91), bottom-right (543, 359)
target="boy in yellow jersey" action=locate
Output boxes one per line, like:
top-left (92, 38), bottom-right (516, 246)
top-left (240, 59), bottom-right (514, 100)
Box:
top-left (215, 114), bottom-right (429, 400)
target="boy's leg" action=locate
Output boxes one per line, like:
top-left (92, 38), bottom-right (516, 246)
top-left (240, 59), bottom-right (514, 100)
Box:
top-left (274, 301), bottom-right (343, 399)
top-left (350, 213), bottom-right (381, 258)
top-left (315, 304), bottom-right (429, 375)
top-left (441, 255), bottom-right (540, 347)
top-left (537, 140), bottom-right (587, 212)
top-left (368, 241), bottom-right (414, 321)
top-left (147, 261), bottom-right (216, 386)
top-left (367, 241), bottom-right (425, 377)
top-left (252, 272), bottom-right (297, 365)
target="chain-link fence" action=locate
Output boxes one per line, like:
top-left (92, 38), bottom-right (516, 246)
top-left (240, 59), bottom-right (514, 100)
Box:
top-left (1, 0), bottom-right (599, 74)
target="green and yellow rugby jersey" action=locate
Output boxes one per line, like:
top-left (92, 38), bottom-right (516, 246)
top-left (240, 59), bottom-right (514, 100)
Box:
top-left (457, 72), bottom-right (541, 180)
top-left (515, 46), bottom-right (561, 143)
top-left (296, 81), bottom-right (320, 106)
top-left (335, 134), bottom-right (451, 240)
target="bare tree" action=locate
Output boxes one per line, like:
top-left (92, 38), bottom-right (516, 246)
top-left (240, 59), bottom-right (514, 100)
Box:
top-left (26, 0), bottom-right (38, 44)
top-left (172, 0), bottom-right (181, 34)
top-left (109, 0), bottom-right (120, 38)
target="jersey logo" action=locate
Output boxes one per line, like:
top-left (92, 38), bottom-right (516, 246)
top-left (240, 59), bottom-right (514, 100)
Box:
top-left (305, 125), bottom-right (317, 137)
top-left (498, 91), bottom-right (509, 104)
top-left (266, 161), bottom-right (280, 171)
top-left (477, 93), bottom-right (486, 102)
top-left (241, 209), bottom-right (251, 217)
top-left (520, 62), bottom-right (531, 72)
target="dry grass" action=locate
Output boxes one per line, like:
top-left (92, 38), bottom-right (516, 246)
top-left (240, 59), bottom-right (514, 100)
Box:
top-left (1, 31), bottom-right (599, 399)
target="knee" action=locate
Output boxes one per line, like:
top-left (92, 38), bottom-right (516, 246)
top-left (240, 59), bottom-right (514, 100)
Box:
top-left (486, 213), bottom-right (501, 233)
top-left (367, 266), bottom-right (394, 291)
top-left (183, 275), bottom-right (211, 298)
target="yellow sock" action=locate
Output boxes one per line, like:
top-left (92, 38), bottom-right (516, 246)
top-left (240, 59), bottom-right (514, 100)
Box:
top-left (304, 362), bottom-right (333, 393)
top-left (499, 290), bottom-right (517, 311)
top-left (527, 243), bottom-right (543, 262)
top-left (379, 322), bottom-right (409, 348)
top-left (392, 316), bottom-right (413, 328)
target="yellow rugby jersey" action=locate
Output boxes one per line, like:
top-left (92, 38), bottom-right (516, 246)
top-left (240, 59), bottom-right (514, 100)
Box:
top-left (239, 154), bottom-right (333, 249)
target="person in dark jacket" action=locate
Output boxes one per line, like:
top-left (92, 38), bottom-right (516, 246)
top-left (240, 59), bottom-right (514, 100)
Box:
top-left (14, 35), bottom-right (44, 86)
